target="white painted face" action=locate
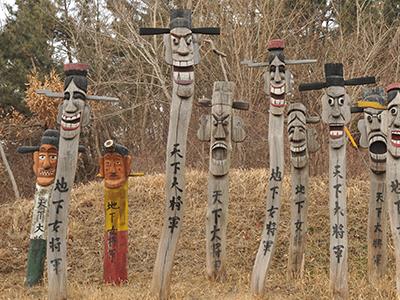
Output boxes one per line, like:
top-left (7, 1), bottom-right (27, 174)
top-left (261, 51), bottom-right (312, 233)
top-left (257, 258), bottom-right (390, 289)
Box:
top-left (264, 56), bottom-right (286, 115)
top-left (386, 92), bottom-right (400, 158)
top-left (167, 27), bottom-right (195, 98)
top-left (358, 108), bottom-right (387, 172)
top-left (287, 110), bottom-right (308, 169)
top-left (321, 86), bottom-right (351, 149)
top-left (57, 80), bottom-right (90, 140)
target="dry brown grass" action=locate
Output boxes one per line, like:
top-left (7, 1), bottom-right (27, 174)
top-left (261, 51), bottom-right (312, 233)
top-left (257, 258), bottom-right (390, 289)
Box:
top-left (0, 169), bottom-right (397, 299)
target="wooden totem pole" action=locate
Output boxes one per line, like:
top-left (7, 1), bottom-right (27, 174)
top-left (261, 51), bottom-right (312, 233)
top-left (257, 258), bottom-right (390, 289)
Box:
top-left (383, 83), bottom-right (400, 297)
top-left (354, 87), bottom-right (387, 283)
top-left (36, 63), bottom-right (118, 300)
top-left (299, 63), bottom-right (375, 299)
top-left (286, 103), bottom-right (320, 279)
top-left (242, 39), bottom-right (316, 295)
top-left (98, 140), bottom-right (132, 285)
top-left (17, 129), bottom-right (60, 286)
top-left (197, 42), bottom-right (248, 280)
top-left (140, 9), bottom-right (220, 299)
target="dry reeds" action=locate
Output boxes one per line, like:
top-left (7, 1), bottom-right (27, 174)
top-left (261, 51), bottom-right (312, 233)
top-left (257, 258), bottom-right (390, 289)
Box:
top-left (0, 169), bottom-right (397, 299)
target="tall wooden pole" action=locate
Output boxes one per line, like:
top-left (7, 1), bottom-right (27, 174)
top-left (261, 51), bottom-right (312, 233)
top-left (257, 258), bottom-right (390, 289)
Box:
top-left (384, 83), bottom-right (400, 297)
top-left (287, 103), bottom-right (319, 279)
top-left (37, 64), bottom-right (118, 300)
top-left (17, 129), bottom-right (60, 286)
top-left (299, 63), bottom-right (375, 299)
top-left (197, 81), bottom-right (247, 280)
top-left (140, 9), bottom-right (220, 299)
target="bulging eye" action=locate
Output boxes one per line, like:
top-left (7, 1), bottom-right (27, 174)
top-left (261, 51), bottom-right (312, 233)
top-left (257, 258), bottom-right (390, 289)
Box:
top-left (186, 36), bottom-right (192, 45)
top-left (39, 155), bottom-right (45, 160)
top-left (50, 155), bottom-right (57, 160)
top-left (338, 97), bottom-right (344, 105)
top-left (172, 37), bottom-right (179, 45)
top-left (391, 107), bottom-right (398, 116)
top-left (377, 114), bottom-right (382, 122)
top-left (367, 115), bottom-right (373, 123)
top-left (64, 92), bottom-right (70, 100)
top-left (328, 97), bottom-right (334, 106)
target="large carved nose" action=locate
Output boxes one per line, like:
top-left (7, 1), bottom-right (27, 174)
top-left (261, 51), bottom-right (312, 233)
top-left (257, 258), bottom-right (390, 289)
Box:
top-left (177, 38), bottom-right (189, 56)
top-left (395, 114), bottom-right (400, 127)
top-left (273, 68), bottom-right (282, 82)
top-left (215, 124), bottom-right (226, 139)
top-left (331, 105), bottom-right (341, 118)
top-left (43, 156), bottom-right (51, 169)
top-left (65, 99), bottom-right (77, 113)
top-left (292, 127), bottom-right (303, 142)
top-left (370, 117), bottom-right (380, 131)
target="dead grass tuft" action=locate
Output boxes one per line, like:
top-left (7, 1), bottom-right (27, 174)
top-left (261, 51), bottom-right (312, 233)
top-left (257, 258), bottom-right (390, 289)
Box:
top-left (0, 169), bottom-right (397, 299)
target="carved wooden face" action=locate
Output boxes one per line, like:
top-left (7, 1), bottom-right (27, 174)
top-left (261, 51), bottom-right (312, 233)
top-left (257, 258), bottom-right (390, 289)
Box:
top-left (99, 153), bottom-right (132, 189)
top-left (57, 80), bottom-right (90, 140)
top-left (358, 108), bottom-right (387, 172)
top-left (321, 86), bottom-right (351, 149)
top-left (288, 110), bottom-right (308, 168)
top-left (164, 27), bottom-right (197, 98)
top-left (386, 92), bottom-right (400, 158)
top-left (264, 56), bottom-right (290, 115)
top-left (33, 144), bottom-right (58, 186)
top-left (210, 83), bottom-right (233, 176)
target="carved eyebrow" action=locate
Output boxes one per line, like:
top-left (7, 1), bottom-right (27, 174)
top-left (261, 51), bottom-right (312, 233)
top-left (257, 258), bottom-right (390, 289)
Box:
top-left (170, 32), bottom-right (192, 38)
top-left (288, 114), bottom-right (306, 126)
top-left (327, 93), bottom-right (345, 98)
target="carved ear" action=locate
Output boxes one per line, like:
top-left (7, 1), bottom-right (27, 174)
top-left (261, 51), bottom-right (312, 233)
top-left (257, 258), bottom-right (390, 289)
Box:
top-left (232, 116), bottom-right (246, 143)
top-left (33, 151), bottom-right (39, 177)
top-left (307, 128), bottom-right (320, 153)
top-left (197, 115), bottom-right (211, 142)
top-left (285, 69), bottom-right (294, 95)
top-left (357, 119), bottom-right (368, 149)
top-left (82, 104), bottom-right (91, 127)
top-left (124, 155), bottom-right (132, 177)
top-left (98, 157), bottom-right (105, 178)
top-left (57, 103), bottom-right (63, 125)
top-left (193, 34), bottom-right (200, 65)
top-left (163, 34), bottom-right (172, 65)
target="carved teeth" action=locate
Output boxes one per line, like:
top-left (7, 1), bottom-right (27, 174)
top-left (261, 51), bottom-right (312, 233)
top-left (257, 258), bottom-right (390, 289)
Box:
top-left (270, 84), bottom-right (285, 96)
top-left (173, 71), bottom-right (194, 85)
top-left (271, 98), bottom-right (285, 107)
top-left (391, 130), bottom-right (400, 147)
top-left (173, 59), bottom-right (194, 67)
top-left (290, 144), bottom-right (306, 153)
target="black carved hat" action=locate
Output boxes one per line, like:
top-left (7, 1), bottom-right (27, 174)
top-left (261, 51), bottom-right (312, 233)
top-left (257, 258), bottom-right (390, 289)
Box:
top-left (299, 63), bottom-right (376, 91)
top-left (102, 140), bottom-right (129, 156)
top-left (139, 9), bottom-right (220, 36)
top-left (170, 9), bottom-right (192, 29)
top-left (17, 129), bottom-right (60, 154)
top-left (64, 63), bottom-right (89, 92)
top-left (17, 129), bottom-right (85, 154)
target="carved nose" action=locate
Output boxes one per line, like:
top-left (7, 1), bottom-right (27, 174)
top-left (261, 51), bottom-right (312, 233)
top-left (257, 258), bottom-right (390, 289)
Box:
top-left (177, 38), bottom-right (189, 56)
top-left (273, 68), bottom-right (281, 82)
top-left (331, 106), bottom-right (341, 118)
top-left (43, 156), bottom-right (51, 169)
top-left (65, 99), bottom-right (77, 113)
top-left (215, 124), bottom-right (226, 139)
top-left (292, 127), bottom-right (303, 142)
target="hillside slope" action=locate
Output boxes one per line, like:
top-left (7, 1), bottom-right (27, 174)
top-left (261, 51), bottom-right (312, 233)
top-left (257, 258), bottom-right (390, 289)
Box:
top-left (0, 169), bottom-right (396, 299)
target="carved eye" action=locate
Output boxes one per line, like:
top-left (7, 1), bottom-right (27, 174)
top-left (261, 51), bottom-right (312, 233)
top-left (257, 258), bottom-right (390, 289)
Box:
top-left (64, 92), bottom-right (70, 100)
top-left (116, 161), bottom-right (121, 165)
top-left (338, 97), bottom-right (344, 106)
top-left (377, 114), bottom-right (382, 122)
top-left (328, 97), bottom-right (334, 106)
top-left (186, 36), bottom-right (192, 45)
top-left (50, 155), bottom-right (57, 161)
top-left (367, 115), bottom-right (373, 123)
top-left (391, 107), bottom-right (398, 116)
top-left (278, 65), bottom-right (285, 73)
top-left (270, 65), bottom-right (276, 73)
top-left (172, 37), bottom-right (179, 45)
top-left (39, 155), bottom-right (46, 160)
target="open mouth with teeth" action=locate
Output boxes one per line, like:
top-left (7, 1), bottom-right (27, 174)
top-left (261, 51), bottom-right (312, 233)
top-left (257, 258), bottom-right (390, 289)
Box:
top-left (329, 124), bottom-right (344, 139)
top-left (212, 142), bottom-right (228, 164)
top-left (368, 135), bottom-right (387, 162)
top-left (290, 143), bottom-right (306, 157)
top-left (39, 169), bottom-right (55, 177)
top-left (391, 129), bottom-right (400, 147)
top-left (61, 113), bottom-right (81, 131)
top-left (270, 83), bottom-right (285, 107)
top-left (173, 61), bottom-right (194, 85)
